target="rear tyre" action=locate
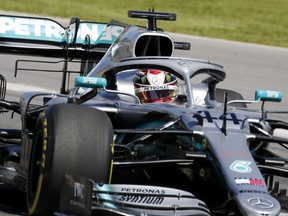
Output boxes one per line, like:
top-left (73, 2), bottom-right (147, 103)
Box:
top-left (27, 104), bottom-right (113, 215)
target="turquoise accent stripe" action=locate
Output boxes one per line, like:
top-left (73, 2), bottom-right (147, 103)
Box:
top-left (0, 16), bottom-right (123, 46)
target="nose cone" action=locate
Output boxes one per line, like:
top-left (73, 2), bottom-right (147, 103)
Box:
top-left (236, 193), bottom-right (281, 216)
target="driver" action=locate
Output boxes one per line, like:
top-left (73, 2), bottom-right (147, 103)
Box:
top-left (134, 69), bottom-right (179, 103)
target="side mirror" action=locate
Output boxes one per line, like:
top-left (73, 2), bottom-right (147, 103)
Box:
top-left (255, 90), bottom-right (282, 103)
top-left (75, 76), bottom-right (107, 88)
top-left (0, 74), bottom-right (6, 101)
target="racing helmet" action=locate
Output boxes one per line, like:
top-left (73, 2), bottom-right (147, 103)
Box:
top-left (134, 69), bottom-right (178, 103)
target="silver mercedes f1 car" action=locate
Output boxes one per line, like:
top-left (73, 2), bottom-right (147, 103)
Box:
top-left (0, 10), bottom-right (288, 216)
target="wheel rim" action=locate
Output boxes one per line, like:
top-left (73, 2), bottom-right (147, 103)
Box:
top-left (28, 129), bottom-right (43, 202)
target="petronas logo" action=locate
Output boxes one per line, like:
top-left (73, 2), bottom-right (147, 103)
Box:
top-left (230, 160), bottom-right (252, 173)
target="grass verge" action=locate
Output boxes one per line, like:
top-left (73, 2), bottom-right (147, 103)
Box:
top-left (2, 0), bottom-right (288, 48)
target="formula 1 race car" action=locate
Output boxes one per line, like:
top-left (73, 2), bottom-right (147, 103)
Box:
top-left (0, 10), bottom-right (288, 216)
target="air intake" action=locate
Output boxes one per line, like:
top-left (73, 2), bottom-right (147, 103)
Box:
top-left (135, 35), bottom-right (173, 57)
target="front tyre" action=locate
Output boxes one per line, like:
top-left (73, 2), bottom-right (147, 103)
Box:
top-left (27, 104), bottom-right (113, 215)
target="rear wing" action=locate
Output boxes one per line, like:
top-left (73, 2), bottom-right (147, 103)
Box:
top-left (0, 13), bottom-right (190, 58)
top-left (0, 11), bottom-right (191, 94)
top-left (0, 14), bottom-right (124, 58)
top-left (0, 14), bottom-right (125, 94)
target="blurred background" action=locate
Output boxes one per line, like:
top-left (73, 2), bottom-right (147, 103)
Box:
top-left (2, 0), bottom-right (288, 48)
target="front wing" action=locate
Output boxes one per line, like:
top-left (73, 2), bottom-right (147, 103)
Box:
top-left (58, 174), bottom-right (210, 216)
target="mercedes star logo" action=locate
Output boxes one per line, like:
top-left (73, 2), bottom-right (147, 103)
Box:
top-left (152, 76), bottom-right (161, 85)
top-left (247, 197), bottom-right (274, 209)
top-left (178, 60), bottom-right (193, 67)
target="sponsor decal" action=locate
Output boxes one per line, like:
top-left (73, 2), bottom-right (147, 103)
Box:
top-left (59, 174), bottom-right (92, 215)
top-left (119, 188), bottom-right (165, 204)
top-left (68, 181), bottom-right (87, 208)
top-left (74, 182), bottom-right (85, 199)
top-left (144, 85), bottom-right (169, 91)
top-left (230, 160), bottom-right (252, 173)
top-left (94, 25), bottom-right (123, 44)
top-left (266, 91), bottom-right (279, 99)
top-left (121, 187), bottom-right (165, 194)
top-left (69, 199), bottom-right (86, 209)
top-left (119, 195), bottom-right (164, 205)
top-left (218, 151), bottom-right (250, 158)
top-left (247, 197), bottom-right (274, 209)
top-left (178, 60), bottom-right (193, 67)
top-left (0, 16), bottom-right (123, 45)
top-left (135, 85), bottom-right (177, 93)
top-left (235, 178), bottom-right (264, 186)
top-left (0, 17), bottom-right (64, 41)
